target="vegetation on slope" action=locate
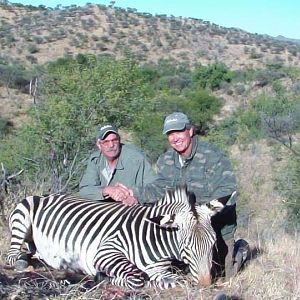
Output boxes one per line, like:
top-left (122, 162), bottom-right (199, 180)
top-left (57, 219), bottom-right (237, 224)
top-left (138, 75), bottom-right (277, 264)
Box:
top-left (1, 1), bottom-right (300, 68)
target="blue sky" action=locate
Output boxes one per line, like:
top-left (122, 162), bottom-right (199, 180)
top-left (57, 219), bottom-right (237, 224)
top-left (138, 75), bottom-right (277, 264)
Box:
top-left (14, 0), bottom-right (300, 39)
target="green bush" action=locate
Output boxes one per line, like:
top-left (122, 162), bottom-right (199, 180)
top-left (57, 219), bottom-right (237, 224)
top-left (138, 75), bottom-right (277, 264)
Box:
top-left (27, 43), bottom-right (39, 54)
top-left (0, 60), bottom-right (32, 91)
top-left (275, 148), bottom-right (300, 229)
top-left (0, 54), bottom-right (153, 193)
top-left (210, 92), bottom-right (300, 149)
top-left (192, 63), bottom-right (234, 90)
top-left (133, 113), bottom-right (167, 163)
top-left (0, 55), bottom-right (232, 191)
top-left (182, 89), bottom-right (222, 130)
top-left (0, 115), bottom-right (12, 137)
top-left (208, 116), bottom-right (239, 148)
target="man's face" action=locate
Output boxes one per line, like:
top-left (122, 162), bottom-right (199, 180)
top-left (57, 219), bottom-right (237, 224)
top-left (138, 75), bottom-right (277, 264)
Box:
top-left (97, 133), bottom-right (121, 161)
top-left (167, 127), bottom-right (193, 157)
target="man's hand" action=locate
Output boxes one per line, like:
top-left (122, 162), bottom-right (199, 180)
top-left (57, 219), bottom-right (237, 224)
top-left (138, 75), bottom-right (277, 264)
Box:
top-left (102, 183), bottom-right (138, 206)
top-left (120, 195), bottom-right (138, 206)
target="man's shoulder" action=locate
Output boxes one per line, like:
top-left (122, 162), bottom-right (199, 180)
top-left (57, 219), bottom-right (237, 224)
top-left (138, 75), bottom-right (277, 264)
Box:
top-left (121, 144), bottom-right (147, 159)
top-left (89, 150), bottom-right (101, 161)
top-left (197, 138), bottom-right (224, 155)
top-left (157, 147), bottom-right (174, 164)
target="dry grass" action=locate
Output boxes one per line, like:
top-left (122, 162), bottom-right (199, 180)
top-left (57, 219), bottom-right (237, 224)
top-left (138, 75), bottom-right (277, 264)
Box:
top-left (0, 87), bottom-right (33, 128)
top-left (0, 140), bottom-right (299, 299)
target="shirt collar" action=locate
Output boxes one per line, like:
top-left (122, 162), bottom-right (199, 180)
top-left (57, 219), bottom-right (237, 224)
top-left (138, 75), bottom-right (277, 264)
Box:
top-left (115, 144), bottom-right (124, 170)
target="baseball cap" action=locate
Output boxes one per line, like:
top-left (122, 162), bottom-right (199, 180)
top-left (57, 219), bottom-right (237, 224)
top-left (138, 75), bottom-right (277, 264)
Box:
top-left (163, 112), bottom-right (191, 134)
top-left (96, 124), bottom-right (118, 140)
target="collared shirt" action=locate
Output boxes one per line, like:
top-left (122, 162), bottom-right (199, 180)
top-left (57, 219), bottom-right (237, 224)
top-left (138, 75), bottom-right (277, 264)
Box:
top-left (101, 162), bottom-right (115, 185)
top-left (79, 143), bottom-right (156, 202)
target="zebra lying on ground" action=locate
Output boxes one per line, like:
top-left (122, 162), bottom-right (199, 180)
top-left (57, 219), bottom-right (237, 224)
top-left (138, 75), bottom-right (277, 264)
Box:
top-left (6, 186), bottom-right (234, 289)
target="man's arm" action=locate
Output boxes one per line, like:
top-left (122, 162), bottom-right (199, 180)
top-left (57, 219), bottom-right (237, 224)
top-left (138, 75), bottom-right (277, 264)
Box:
top-left (141, 154), bottom-right (174, 204)
top-left (131, 155), bottom-right (158, 203)
top-left (79, 160), bottom-right (134, 202)
top-left (205, 149), bottom-right (237, 205)
top-left (79, 157), bottom-right (104, 200)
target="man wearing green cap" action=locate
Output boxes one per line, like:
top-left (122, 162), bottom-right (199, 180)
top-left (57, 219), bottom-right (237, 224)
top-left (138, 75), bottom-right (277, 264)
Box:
top-left (79, 124), bottom-right (156, 205)
top-left (145, 112), bottom-right (238, 280)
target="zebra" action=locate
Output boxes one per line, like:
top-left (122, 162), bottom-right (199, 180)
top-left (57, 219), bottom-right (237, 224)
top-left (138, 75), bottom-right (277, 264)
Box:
top-left (6, 186), bottom-right (234, 289)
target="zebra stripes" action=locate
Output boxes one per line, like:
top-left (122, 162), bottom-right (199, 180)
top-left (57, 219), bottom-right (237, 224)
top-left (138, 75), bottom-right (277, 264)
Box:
top-left (7, 186), bottom-right (233, 289)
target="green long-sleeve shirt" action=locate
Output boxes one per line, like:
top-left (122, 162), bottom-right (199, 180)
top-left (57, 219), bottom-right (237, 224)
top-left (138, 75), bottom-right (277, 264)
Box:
top-left (79, 144), bottom-right (156, 202)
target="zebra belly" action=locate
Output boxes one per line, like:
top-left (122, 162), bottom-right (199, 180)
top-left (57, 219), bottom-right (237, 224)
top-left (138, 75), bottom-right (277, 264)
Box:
top-left (32, 230), bottom-right (96, 274)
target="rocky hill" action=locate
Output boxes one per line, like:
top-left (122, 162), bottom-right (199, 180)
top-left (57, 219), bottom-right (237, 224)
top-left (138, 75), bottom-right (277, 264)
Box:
top-left (1, 2), bottom-right (300, 69)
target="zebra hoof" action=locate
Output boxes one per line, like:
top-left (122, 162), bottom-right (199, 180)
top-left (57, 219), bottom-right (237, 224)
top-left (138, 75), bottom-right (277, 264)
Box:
top-left (15, 258), bottom-right (29, 271)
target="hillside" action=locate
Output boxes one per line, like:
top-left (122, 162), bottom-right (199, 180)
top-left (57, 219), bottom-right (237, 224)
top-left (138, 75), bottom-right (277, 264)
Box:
top-left (1, 1), bottom-right (300, 128)
top-left (1, 2), bottom-right (300, 69)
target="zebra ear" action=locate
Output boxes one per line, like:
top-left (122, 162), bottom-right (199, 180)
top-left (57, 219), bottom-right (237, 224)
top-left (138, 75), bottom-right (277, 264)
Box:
top-left (206, 191), bottom-right (237, 214)
top-left (206, 199), bottom-right (224, 212)
top-left (217, 191), bottom-right (237, 206)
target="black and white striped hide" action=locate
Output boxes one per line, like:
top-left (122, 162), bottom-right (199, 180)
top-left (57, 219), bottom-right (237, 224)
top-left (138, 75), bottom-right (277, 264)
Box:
top-left (6, 186), bottom-right (234, 289)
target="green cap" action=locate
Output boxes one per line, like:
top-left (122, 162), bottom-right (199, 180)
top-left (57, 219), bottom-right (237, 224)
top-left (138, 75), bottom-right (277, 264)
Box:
top-left (96, 124), bottom-right (118, 140)
top-left (163, 112), bottom-right (190, 134)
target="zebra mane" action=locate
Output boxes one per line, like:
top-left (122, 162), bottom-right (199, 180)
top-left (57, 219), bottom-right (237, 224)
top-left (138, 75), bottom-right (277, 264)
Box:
top-left (148, 185), bottom-right (194, 219)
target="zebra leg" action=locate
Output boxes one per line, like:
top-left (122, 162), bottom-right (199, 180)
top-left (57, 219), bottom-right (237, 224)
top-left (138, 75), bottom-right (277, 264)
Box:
top-left (6, 202), bottom-right (32, 270)
top-left (14, 240), bottom-right (38, 270)
top-left (145, 260), bottom-right (185, 289)
top-left (94, 249), bottom-right (149, 289)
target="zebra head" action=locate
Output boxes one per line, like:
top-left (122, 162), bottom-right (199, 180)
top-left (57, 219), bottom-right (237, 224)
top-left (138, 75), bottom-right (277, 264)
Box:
top-left (189, 191), bottom-right (236, 287)
top-left (159, 187), bottom-right (236, 287)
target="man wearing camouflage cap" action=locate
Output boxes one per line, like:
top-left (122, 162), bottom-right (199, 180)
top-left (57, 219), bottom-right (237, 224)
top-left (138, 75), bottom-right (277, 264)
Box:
top-left (147, 112), bottom-right (238, 280)
top-left (79, 124), bottom-right (156, 205)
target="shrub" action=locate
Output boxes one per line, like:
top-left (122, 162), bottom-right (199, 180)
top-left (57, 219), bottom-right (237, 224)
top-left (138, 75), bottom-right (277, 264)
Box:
top-left (210, 92), bottom-right (300, 149)
top-left (0, 55), bottom-right (154, 193)
top-left (235, 83), bottom-right (246, 95)
top-left (208, 116), bottom-right (239, 147)
top-left (249, 48), bottom-right (263, 59)
top-left (192, 63), bottom-right (234, 90)
top-left (275, 148), bottom-right (300, 229)
top-left (0, 61), bottom-right (32, 91)
top-left (156, 74), bottom-right (191, 91)
top-left (0, 115), bottom-right (12, 137)
top-left (183, 89), bottom-right (222, 129)
top-left (132, 113), bottom-right (167, 163)
top-left (27, 43), bottom-right (39, 54)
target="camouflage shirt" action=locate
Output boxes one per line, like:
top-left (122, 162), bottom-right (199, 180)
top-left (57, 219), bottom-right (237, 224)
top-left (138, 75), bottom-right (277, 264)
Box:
top-left (145, 136), bottom-right (237, 205)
